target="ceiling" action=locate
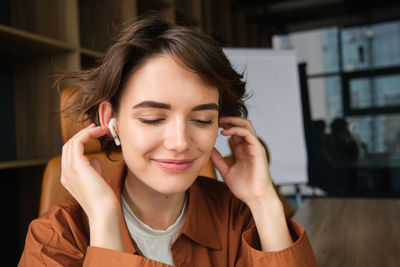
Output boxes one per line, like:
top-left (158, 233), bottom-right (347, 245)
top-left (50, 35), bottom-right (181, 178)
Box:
top-left (233, 0), bottom-right (400, 34)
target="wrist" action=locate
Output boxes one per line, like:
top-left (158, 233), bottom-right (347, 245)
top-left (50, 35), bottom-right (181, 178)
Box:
top-left (86, 194), bottom-right (121, 221)
top-left (89, 209), bottom-right (124, 252)
top-left (247, 194), bottom-right (285, 218)
top-left (247, 193), bottom-right (293, 252)
top-left (245, 184), bottom-right (281, 210)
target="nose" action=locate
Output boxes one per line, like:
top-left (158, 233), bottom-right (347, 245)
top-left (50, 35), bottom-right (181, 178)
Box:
top-left (164, 118), bottom-right (190, 152)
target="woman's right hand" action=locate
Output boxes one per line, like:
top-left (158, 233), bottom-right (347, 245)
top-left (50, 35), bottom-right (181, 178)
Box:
top-left (61, 123), bottom-right (124, 251)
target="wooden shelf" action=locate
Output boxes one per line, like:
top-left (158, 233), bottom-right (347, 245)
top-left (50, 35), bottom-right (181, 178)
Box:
top-left (78, 0), bottom-right (136, 52)
top-left (0, 24), bottom-right (74, 57)
top-left (80, 48), bottom-right (103, 58)
top-left (175, 0), bottom-right (202, 26)
top-left (0, 158), bottom-right (48, 170)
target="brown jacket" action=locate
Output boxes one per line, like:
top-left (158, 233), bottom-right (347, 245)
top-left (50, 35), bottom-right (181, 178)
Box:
top-left (19, 164), bottom-right (317, 266)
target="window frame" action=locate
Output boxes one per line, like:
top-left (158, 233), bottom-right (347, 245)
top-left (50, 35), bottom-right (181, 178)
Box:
top-left (306, 21), bottom-right (400, 118)
top-left (342, 67), bottom-right (400, 116)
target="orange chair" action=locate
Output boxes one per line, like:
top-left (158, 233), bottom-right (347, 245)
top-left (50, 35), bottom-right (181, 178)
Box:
top-left (198, 159), bottom-right (217, 179)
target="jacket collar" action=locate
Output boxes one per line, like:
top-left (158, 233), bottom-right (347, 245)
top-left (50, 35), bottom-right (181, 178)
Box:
top-left (181, 180), bottom-right (222, 250)
top-left (107, 163), bottom-right (222, 254)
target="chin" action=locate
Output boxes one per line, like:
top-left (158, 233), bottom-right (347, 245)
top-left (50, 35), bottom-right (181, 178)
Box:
top-left (149, 176), bottom-right (197, 195)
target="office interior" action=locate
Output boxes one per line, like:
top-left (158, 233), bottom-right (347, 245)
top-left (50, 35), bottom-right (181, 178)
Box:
top-left (1, 0), bottom-right (400, 266)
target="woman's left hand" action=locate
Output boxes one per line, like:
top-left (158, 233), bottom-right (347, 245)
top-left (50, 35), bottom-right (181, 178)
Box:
top-left (211, 117), bottom-right (293, 251)
top-left (210, 117), bottom-right (278, 207)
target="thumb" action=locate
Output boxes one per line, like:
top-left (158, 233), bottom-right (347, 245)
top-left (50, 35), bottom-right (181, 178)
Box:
top-left (90, 158), bottom-right (102, 176)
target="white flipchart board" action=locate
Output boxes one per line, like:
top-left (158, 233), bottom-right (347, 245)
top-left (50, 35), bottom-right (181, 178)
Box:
top-left (215, 49), bottom-right (308, 185)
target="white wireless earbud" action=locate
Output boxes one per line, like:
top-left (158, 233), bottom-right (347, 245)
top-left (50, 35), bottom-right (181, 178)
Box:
top-left (108, 118), bottom-right (121, 146)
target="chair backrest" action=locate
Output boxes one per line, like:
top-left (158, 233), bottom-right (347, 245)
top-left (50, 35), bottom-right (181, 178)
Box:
top-left (39, 88), bottom-right (217, 215)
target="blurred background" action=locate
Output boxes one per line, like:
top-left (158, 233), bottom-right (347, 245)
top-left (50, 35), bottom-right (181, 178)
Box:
top-left (1, 0), bottom-right (400, 266)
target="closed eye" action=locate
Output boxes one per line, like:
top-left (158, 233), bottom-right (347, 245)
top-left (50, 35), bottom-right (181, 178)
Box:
top-left (138, 118), bottom-right (214, 126)
top-left (138, 118), bottom-right (165, 125)
top-left (194, 120), bottom-right (213, 125)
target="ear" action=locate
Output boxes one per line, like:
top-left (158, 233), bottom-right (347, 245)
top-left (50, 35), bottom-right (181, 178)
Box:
top-left (98, 101), bottom-right (114, 134)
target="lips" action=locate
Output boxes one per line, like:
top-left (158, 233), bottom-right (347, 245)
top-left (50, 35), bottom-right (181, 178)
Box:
top-left (152, 159), bottom-right (195, 172)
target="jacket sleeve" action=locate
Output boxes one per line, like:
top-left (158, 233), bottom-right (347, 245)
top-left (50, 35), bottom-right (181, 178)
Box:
top-left (18, 212), bottom-right (85, 266)
top-left (18, 219), bottom-right (168, 267)
top-left (238, 219), bottom-right (318, 267)
top-left (227, 193), bottom-right (317, 267)
top-left (18, 204), bottom-right (170, 267)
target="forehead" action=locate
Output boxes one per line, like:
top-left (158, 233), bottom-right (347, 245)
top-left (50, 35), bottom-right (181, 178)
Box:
top-left (120, 55), bottom-right (219, 105)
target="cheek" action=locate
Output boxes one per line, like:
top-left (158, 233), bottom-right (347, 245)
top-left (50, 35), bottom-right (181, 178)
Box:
top-left (192, 127), bottom-right (218, 153)
top-left (119, 121), bottom-right (163, 152)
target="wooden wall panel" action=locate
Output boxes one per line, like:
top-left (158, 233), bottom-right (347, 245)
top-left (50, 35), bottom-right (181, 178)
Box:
top-left (11, 0), bottom-right (69, 42)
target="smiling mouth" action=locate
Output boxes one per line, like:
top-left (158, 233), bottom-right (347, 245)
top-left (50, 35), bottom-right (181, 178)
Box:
top-left (152, 159), bottom-right (195, 172)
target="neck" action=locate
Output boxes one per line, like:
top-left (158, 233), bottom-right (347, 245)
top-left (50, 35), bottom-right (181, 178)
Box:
top-left (122, 171), bottom-right (186, 230)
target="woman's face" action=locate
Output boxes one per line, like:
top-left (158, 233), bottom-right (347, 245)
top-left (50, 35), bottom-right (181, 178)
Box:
top-left (116, 55), bottom-right (219, 194)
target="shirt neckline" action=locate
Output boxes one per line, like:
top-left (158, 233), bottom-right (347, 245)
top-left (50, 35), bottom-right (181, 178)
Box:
top-left (121, 193), bottom-right (187, 239)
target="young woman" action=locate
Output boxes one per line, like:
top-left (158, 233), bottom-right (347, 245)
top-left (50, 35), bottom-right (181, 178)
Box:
top-left (19, 16), bottom-right (317, 266)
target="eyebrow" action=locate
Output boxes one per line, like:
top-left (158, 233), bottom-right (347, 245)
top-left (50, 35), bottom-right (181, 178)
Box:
top-left (133, 101), bottom-right (219, 111)
top-left (133, 101), bottom-right (170, 109)
top-left (192, 103), bottom-right (219, 111)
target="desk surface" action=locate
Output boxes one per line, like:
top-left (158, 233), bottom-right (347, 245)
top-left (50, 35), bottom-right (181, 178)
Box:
top-left (293, 198), bottom-right (400, 267)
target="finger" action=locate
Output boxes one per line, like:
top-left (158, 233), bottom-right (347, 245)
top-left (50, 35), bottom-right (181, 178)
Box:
top-left (60, 142), bottom-right (70, 184)
top-left (71, 125), bottom-right (109, 155)
top-left (219, 117), bottom-right (256, 135)
top-left (63, 141), bottom-right (75, 171)
top-left (210, 148), bottom-right (230, 177)
top-left (231, 134), bottom-right (243, 146)
top-left (72, 122), bottom-right (96, 138)
top-left (228, 134), bottom-right (248, 160)
top-left (61, 141), bottom-right (80, 193)
top-left (73, 123), bottom-right (108, 143)
top-left (221, 127), bottom-right (266, 159)
top-left (220, 126), bottom-right (259, 146)
top-left (90, 158), bottom-right (102, 176)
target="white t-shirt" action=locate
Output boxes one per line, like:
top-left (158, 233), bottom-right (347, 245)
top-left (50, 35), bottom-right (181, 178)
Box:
top-left (121, 195), bottom-right (187, 266)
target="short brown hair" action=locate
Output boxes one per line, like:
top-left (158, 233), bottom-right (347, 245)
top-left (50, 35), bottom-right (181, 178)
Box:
top-left (58, 15), bottom-right (248, 156)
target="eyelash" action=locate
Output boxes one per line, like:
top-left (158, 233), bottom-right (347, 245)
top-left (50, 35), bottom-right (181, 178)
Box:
top-left (138, 118), bottom-right (164, 125)
top-left (138, 118), bottom-right (213, 125)
top-left (195, 120), bottom-right (214, 125)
